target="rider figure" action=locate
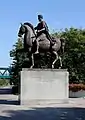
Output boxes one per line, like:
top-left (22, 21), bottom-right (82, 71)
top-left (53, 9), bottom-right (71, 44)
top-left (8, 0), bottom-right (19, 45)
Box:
top-left (34, 14), bottom-right (54, 54)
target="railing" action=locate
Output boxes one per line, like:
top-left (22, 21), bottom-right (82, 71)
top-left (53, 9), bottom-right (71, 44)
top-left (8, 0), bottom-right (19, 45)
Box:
top-left (0, 67), bottom-right (11, 79)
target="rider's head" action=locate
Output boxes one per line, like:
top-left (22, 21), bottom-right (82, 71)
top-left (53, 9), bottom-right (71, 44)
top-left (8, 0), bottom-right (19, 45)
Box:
top-left (38, 15), bottom-right (43, 22)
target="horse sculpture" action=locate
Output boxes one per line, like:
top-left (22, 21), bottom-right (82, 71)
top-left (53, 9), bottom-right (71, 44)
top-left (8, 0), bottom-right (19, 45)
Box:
top-left (18, 22), bottom-right (65, 68)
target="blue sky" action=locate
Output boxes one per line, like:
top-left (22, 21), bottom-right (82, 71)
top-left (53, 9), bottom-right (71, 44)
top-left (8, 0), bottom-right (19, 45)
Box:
top-left (0, 0), bottom-right (85, 67)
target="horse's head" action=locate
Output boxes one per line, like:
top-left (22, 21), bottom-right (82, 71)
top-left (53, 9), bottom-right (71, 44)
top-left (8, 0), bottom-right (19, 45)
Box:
top-left (18, 23), bottom-right (26, 37)
top-left (18, 22), bottom-right (36, 49)
top-left (18, 22), bottom-right (35, 37)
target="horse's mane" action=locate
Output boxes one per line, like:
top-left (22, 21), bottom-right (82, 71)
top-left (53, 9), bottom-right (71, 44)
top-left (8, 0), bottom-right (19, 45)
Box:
top-left (24, 22), bottom-right (35, 33)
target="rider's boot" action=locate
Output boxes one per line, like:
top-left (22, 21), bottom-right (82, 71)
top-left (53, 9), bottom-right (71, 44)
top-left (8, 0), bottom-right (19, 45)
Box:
top-left (34, 41), bottom-right (39, 54)
top-left (34, 47), bottom-right (39, 54)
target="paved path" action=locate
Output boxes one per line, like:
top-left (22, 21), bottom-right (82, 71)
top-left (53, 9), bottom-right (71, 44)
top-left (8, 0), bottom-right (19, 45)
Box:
top-left (0, 87), bottom-right (85, 120)
top-left (0, 94), bottom-right (85, 120)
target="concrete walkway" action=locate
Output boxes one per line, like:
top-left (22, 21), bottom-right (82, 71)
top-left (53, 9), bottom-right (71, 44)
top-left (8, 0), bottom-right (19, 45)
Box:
top-left (0, 87), bottom-right (85, 120)
top-left (0, 95), bottom-right (85, 120)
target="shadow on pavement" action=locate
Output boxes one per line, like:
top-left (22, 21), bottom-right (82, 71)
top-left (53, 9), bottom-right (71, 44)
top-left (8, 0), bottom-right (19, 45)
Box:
top-left (0, 107), bottom-right (85, 120)
top-left (0, 88), bottom-right (12, 94)
top-left (0, 87), bottom-right (19, 105)
top-left (0, 100), bottom-right (19, 105)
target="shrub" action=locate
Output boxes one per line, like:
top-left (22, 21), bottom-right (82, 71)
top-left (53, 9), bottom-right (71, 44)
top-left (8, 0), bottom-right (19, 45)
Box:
top-left (0, 79), bottom-right (9, 86)
top-left (69, 83), bottom-right (85, 92)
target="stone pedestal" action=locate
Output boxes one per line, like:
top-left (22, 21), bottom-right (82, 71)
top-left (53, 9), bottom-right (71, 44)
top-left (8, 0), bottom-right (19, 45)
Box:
top-left (19, 69), bottom-right (69, 105)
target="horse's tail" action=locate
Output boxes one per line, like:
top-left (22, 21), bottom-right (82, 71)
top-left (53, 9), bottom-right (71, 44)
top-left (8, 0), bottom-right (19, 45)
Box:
top-left (60, 38), bottom-right (66, 54)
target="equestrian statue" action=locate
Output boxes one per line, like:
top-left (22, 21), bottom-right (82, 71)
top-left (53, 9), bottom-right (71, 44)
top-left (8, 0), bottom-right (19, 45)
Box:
top-left (18, 14), bottom-right (65, 68)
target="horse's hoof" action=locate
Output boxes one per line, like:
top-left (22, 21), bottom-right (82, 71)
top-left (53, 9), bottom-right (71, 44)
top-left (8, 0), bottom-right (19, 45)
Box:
top-left (52, 65), bottom-right (54, 69)
top-left (34, 52), bottom-right (39, 54)
top-left (30, 66), bottom-right (33, 69)
top-left (59, 67), bottom-right (61, 69)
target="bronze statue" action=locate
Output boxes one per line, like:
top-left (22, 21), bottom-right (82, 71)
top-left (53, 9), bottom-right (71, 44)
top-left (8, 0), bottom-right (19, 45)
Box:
top-left (18, 20), bottom-right (65, 68)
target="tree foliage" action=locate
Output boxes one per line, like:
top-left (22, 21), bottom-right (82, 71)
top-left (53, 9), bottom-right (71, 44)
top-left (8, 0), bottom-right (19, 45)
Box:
top-left (59, 28), bottom-right (85, 83)
top-left (10, 38), bottom-right (24, 85)
top-left (10, 27), bottom-right (85, 85)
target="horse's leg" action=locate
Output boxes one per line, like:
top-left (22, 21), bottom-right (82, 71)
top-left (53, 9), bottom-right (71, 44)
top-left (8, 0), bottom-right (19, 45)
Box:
top-left (30, 54), bottom-right (35, 68)
top-left (52, 51), bottom-right (58, 69)
top-left (58, 56), bottom-right (62, 69)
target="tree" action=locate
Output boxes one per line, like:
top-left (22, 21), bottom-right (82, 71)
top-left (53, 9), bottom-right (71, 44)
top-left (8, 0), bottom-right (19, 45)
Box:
top-left (10, 27), bottom-right (85, 86)
top-left (10, 38), bottom-right (23, 85)
top-left (59, 28), bottom-right (85, 83)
